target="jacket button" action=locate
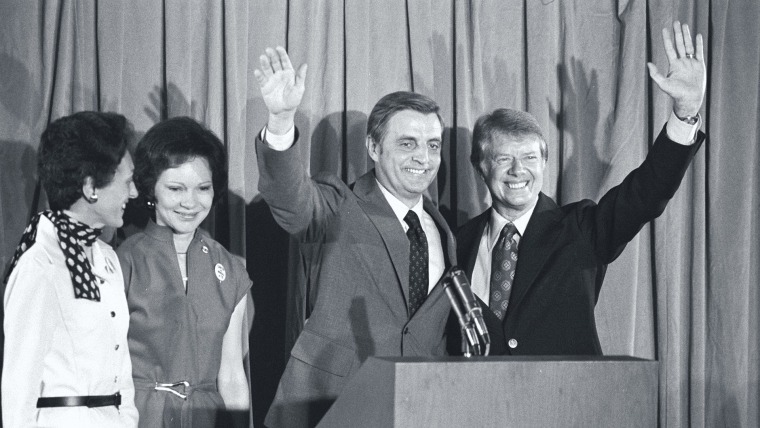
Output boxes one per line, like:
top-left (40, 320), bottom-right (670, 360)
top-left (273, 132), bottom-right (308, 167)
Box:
top-left (114, 344), bottom-right (120, 350)
top-left (403, 327), bottom-right (409, 334)
top-left (111, 311), bottom-right (116, 317)
top-left (508, 339), bottom-right (518, 349)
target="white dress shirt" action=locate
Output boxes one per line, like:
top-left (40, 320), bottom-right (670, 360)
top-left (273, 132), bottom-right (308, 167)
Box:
top-left (376, 182), bottom-right (446, 293)
top-left (2, 216), bottom-right (138, 428)
top-left (470, 207), bottom-right (533, 304)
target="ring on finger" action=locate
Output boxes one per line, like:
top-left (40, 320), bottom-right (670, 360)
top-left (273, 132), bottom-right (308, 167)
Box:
top-left (685, 53), bottom-right (695, 59)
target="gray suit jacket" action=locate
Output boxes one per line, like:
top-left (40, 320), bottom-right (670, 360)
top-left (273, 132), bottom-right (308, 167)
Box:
top-left (256, 132), bottom-right (456, 427)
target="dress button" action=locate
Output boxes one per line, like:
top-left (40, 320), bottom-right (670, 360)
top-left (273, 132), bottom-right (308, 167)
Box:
top-left (508, 339), bottom-right (518, 349)
top-left (114, 344), bottom-right (120, 350)
top-left (110, 311), bottom-right (116, 317)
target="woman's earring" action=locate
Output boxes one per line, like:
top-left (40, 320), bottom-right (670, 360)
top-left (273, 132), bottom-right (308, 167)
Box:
top-left (86, 193), bottom-right (98, 204)
top-left (146, 200), bottom-right (155, 209)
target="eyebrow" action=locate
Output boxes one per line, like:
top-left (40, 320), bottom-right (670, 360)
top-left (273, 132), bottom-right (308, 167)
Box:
top-left (396, 133), bottom-right (442, 141)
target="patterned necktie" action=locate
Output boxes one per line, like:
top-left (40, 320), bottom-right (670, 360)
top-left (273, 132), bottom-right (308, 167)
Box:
top-left (404, 210), bottom-right (428, 318)
top-left (489, 223), bottom-right (520, 320)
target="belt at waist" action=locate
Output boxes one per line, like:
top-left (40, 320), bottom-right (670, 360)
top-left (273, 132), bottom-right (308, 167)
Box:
top-left (134, 379), bottom-right (216, 400)
top-left (37, 392), bottom-right (121, 409)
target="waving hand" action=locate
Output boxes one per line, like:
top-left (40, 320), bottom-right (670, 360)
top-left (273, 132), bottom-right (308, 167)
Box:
top-left (254, 47), bottom-right (308, 134)
top-left (647, 21), bottom-right (706, 118)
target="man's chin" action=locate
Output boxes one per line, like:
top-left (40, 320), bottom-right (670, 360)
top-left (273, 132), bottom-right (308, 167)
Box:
top-left (411, 185), bottom-right (434, 196)
top-left (503, 190), bottom-right (536, 204)
top-left (497, 195), bottom-right (535, 210)
top-left (402, 178), bottom-right (432, 190)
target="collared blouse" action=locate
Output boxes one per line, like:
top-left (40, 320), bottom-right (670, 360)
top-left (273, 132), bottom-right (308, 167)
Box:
top-left (2, 215), bottom-right (139, 428)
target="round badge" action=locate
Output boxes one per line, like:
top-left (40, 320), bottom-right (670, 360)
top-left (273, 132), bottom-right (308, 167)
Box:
top-left (215, 263), bottom-right (226, 281)
top-left (202, 246), bottom-right (209, 254)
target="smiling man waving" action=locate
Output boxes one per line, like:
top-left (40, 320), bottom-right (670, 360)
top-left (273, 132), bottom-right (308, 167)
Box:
top-left (455, 21), bottom-right (707, 356)
top-left (253, 47), bottom-right (458, 428)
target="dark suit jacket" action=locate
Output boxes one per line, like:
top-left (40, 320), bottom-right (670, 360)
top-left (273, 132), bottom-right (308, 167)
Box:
top-left (256, 133), bottom-right (457, 427)
top-left (455, 125), bottom-right (705, 356)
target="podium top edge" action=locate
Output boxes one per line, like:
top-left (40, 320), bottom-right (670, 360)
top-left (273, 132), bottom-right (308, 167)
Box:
top-left (370, 355), bottom-right (657, 364)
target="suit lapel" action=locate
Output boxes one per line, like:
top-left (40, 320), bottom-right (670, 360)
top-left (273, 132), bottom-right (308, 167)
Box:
top-left (353, 171), bottom-right (411, 305)
top-left (353, 171), bottom-right (455, 318)
top-left (506, 193), bottom-right (562, 320)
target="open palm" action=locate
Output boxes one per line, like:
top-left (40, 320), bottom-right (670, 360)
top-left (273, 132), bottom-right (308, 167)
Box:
top-left (647, 21), bottom-right (706, 117)
top-left (254, 47), bottom-right (307, 117)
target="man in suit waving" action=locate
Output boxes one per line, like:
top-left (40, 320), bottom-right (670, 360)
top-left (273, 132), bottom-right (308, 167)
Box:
top-left (457, 21), bottom-right (706, 356)
top-left (254, 48), bottom-right (457, 427)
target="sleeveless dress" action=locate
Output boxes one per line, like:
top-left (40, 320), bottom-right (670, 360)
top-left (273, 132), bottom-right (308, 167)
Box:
top-left (117, 221), bottom-right (252, 427)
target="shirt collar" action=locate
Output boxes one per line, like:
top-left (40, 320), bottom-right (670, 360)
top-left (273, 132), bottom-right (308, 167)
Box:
top-left (145, 219), bottom-right (176, 242)
top-left (376, 179), bottom-right (424, 227)
top-left (40, 214), bottom-right (115, 278)
top-left (89, 238), bottom-right (118, 276)
top-left (144, 219), bottom-right (208, 244)
top-left (486, 205), bottom-right (535, 250)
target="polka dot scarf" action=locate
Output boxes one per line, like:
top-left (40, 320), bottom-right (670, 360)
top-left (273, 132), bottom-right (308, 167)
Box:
top-left (4, 210), bottom-right (103, 301)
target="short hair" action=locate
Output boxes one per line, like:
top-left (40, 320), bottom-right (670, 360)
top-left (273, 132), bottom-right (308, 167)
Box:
top-left (470, 108), bottom-right (548, 175)
top-left (366, 91), bottom-right (444, 144)
top-left (134, 117), bottom-right (227, 205)
top-left (38, 111), bottom-right (132, 211)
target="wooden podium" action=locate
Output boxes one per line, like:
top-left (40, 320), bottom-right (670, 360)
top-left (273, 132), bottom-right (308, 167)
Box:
top-left (317, 356), bottom-right (657, 427)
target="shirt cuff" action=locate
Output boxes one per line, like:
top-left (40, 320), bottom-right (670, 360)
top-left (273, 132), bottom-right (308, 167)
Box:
top-left (665, 111), bottom-right (700, 145)
top-left (261, 125), bottom-right (296, 151)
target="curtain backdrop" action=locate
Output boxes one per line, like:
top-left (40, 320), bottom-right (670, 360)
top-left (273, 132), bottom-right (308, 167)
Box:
top-left (1, 1), bottom-right (758, 426)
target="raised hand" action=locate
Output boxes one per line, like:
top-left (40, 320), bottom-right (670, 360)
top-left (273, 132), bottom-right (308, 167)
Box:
top-left (254, 46), bottom-right (308, 134)
top-left (647, 21), bottom-right (706, 118)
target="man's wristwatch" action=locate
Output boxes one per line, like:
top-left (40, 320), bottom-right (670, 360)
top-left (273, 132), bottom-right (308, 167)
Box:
top-left (675, 112), bottom-right (700, 125)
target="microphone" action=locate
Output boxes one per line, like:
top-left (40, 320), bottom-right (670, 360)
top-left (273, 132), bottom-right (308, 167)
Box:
top-left (443, 279), bottom-right (480, 357)
top-left (448, 266), bottom-right (491, 355)
top-left (440, 266), bottom-right (490, 356)
top-left (448, 267), bottom-right (490, 355)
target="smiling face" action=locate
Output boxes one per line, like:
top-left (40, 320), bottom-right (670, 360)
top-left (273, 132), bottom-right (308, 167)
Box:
top-left (367, 110), bottom-right (443, 207)
top-left (87, 153), bottom-right (138, 228)
top-left (480, 133), bottom-right (546, 220)
top-left (154, 157), bottom-right (214, 236)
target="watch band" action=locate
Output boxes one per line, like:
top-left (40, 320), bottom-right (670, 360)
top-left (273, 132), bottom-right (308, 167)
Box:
top-left (675, 112), bottom-right (700, 125)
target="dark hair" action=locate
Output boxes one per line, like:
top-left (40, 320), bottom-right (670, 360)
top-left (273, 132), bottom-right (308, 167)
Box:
top-left (134, 117), bottom-right (227, 205)
top-left (366, 91), bottom-right (444, 144)
top-left (470, 108), bottom-right (548, 175)
top-left (38, 111), bottom-right (131, 210)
